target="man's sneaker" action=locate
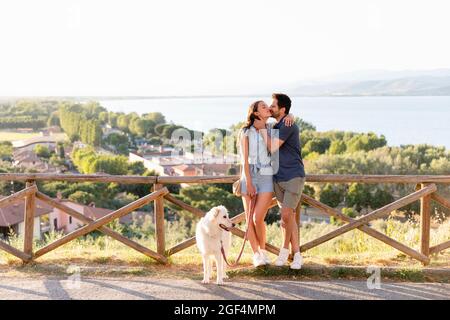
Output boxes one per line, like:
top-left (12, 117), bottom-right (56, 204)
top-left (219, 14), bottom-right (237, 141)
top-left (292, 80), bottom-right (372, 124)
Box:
top-left (274, 248), bottom-right (290, 266)
top-left (253, 252), bottom-right (266, 267)
top-left (290, 252), bottom-right (303, 270)
top-left (259, 249), bottom-right (271, 265)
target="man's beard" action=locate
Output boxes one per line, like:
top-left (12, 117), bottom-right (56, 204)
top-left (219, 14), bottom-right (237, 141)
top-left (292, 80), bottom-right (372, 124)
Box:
top-left (270, 111), bottom-right (279, 118)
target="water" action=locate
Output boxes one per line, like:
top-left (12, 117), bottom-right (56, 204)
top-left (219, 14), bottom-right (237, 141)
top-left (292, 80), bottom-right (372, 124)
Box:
top-left (99, 96), bottom-right (450, 149)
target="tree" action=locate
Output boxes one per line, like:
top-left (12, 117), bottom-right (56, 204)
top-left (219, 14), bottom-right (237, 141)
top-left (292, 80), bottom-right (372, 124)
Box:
top-left (117, 114), bottom-right (131, 132)
top-left (34, 145), bottom-right (51, 158)
top-left (342, 207), bottom-right (357, 218)
top-left (57, 142), bottom-right (65, 159)
top-left (371, 188), bottom-right (394, 209)
top-left (59, 103), bottom-right (102, 146)
top-left (68, 191), bottom-right (96, 205)
top-left (103, 133), bottom-right (129, 155)
top-left (328, 140), bottom-right (347, 155)
top-left (176, 185), bottom-right (243, 218)
top-left (346, 133), bottom-right (387, 153)
top-left (319, 184), bottom-right (345, 208)
top-left (143, 112), bottom-right (166, 125)
top-left (47, 111), bottom-right (60, 127)
top-left (346, 183), bottom-right (372, 213)
top-left (294, 117), bottom-right (316, 132)
top-left (98, 111), bottom-right (109, 124)
top-left (129, 118), bottom-right (155, 137)
top-left (148, 137), bottom-right (162, 146)
top-left (0, 141), bottom-right (13, 161)
top-left (108, 112), bottom-right (118, 128)
top-left (303, 137), bottom-right (331, 155)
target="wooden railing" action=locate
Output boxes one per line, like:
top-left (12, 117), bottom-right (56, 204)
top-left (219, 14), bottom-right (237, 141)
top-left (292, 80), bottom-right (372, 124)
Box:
top-left (1, 173), bottom-right (450, 266)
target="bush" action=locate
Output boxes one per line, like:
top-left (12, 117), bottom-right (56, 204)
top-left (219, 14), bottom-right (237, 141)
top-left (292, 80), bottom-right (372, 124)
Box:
top-left (34, 145), bottom-right (51, 158)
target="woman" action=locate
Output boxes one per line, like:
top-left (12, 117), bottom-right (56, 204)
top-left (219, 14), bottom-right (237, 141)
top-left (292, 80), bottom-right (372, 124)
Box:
top-left (239, 100), bottom-right (293, 267)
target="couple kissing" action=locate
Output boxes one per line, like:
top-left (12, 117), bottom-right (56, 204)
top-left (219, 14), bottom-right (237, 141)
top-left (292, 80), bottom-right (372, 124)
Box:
top-left (238, 93), bottom-right (306, 269)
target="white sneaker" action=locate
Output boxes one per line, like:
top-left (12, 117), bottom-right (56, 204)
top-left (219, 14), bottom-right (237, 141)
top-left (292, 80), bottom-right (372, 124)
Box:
top-left (274, 248), bottom-right (290, 266)
top-left (290, 252), bottom-right (303, 270)
top-left (259, 249), bottom-right (271, 265)
top-left (253, 252), bottom-right (266, 267)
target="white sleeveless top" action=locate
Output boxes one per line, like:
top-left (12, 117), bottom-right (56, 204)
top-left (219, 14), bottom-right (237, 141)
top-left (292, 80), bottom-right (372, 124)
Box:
top-left (239, 126), bottom-right (273, 175)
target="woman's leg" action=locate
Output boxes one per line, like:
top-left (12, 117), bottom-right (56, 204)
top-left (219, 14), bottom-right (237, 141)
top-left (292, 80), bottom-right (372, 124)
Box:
top-left (242, 195), bottom-right (259, 253)
top-left (253, 192), bottom-right (273, 250)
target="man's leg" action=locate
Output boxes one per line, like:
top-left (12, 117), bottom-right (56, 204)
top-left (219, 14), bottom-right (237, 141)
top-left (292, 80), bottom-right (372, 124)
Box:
top-left (289, 211), bottom-right (300, 253)
top-left (290, 203), bottom-right (301, 254)
top-left (281, 206), bottom-right (294, 250)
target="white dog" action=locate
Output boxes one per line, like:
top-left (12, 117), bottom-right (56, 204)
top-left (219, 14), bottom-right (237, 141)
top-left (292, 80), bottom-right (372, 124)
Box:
top-left (196, 205), bottom-right (235, 285)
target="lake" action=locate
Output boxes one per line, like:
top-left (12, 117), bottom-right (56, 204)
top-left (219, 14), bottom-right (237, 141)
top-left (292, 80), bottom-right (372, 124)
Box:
top-left (99, 96), bottom-right (450, 149)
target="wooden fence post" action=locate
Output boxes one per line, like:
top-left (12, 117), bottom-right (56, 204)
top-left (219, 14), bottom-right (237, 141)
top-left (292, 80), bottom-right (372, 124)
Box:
top-left (153, 183), bottom-right (165, 256)
top-left (420, 183), bottom-right (431, 258)
top-left (23, 180), bottom-right (36, 261)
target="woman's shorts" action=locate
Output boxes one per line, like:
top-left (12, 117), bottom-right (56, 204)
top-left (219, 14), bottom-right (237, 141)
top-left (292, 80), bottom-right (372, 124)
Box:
top-left (240, 165), bottom-right (273, 195)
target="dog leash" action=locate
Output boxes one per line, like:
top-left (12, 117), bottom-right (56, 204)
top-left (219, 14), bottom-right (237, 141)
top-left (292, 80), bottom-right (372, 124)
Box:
top-left (220, 196), bottom-right (256, 268)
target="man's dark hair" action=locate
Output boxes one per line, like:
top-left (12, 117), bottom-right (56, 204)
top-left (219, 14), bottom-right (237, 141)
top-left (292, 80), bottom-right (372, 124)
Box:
top-left (272, 93), bottom-right (291, 114)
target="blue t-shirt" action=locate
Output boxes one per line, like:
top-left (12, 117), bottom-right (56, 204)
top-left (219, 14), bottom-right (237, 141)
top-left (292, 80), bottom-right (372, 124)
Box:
top-left (271, 116), bottom-right (305, 182)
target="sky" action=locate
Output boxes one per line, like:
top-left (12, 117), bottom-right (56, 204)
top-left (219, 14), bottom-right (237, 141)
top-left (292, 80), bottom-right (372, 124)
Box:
top-left (1, 0), bottom-right (450, 96)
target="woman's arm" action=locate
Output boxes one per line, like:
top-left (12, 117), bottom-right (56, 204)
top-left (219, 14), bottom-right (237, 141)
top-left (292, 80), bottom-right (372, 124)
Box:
top-left (259, 128), bottom-right (285, 154)
top-left (240, 130), bottom-right (256, 197)
top-left (283, 113), bottom-right (295, 127)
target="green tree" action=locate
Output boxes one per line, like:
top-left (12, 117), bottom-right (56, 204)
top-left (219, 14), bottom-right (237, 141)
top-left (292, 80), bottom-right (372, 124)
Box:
top-left (47, 111), bottom-right (60, 127)
top-left (303, 137), bottom-right (331, 155)
top-left (346, 133), bottom-right (387, 153)
top-left (68, 191), bottom-right (96, 205)
top-left (143, 112), bottom-right (166, 125)
top-left (176, 185), bottom-right (243, 218)
top-left (34, 145), bottom-right (51, 158)
top-left (0, 141), bottom-right (13, 160)
top-left (129, 118), bottom-right (155, 137)
top-left (57, 142), bottom-right (65, 159)
top-left (371, 187), bottom-right (394, 209)
top-left (319, 184), bottom-right (345, 208)
top-left (346, 183), bottom-right (372, 213)
top-left (328, 140), bottom-right (347, 155)
top-left (294, 117), bottom-right (316, 132)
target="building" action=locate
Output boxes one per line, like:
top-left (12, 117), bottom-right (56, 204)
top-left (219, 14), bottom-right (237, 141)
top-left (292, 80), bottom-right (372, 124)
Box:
top-left (300, 206), bottom-right (331, 224)
top-left (12, 149), bottom-right (62, 173)
top-left (172, 164), bottom-right (200, 177)
top-left (102, 124), bottom-right (125, 138)
top-left (129, 148), bottom-right (238, 182)
top-left (0, 197), bottom-right (53, 240)
top-left (49, 195), bottom-right (153, 234)
top-left (11, 135), bottom-right (63, 151)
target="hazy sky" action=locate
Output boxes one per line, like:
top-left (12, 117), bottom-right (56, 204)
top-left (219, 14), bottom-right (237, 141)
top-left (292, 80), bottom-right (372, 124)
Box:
top-left (1, 0), bottom-right (449, 96)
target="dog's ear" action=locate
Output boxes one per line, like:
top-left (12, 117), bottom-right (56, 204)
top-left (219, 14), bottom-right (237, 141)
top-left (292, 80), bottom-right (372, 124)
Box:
top-left (213, 207), bottom-right (220, 218)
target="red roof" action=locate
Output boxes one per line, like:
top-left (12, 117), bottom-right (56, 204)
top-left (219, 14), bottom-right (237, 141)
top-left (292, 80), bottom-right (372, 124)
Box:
top-left (0, 197), bottom-right (53, 227)
top-left (59, 200), bottom-right (150, 224)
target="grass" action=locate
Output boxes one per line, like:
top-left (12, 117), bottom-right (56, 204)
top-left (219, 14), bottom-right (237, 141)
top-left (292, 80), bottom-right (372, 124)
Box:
top-left (0, 131), bottom-right (41, 141)
top-left (0, 218), bottom-right (449, 282)
top-left (225, 265), bottom-right (449, 283)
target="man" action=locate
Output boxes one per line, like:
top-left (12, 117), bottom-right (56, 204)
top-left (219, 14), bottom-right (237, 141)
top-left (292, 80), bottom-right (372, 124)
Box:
top-left (253, 93), bottom-right (306, 269)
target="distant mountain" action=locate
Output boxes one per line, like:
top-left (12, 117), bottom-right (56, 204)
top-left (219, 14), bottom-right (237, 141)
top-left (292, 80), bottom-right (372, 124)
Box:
top-left (288, 69), bottom-right (450, 96)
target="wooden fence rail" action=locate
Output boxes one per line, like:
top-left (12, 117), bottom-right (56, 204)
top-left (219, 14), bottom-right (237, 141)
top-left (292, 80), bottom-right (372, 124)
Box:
top-left (0, 173), bottom-right (449, 266)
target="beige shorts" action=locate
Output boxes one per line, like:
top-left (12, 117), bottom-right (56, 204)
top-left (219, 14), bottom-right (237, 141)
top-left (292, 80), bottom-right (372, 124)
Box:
top-left (273, 177), bottom-right (306, 210)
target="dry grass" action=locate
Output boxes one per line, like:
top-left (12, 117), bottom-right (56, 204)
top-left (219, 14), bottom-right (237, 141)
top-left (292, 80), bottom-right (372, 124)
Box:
top-left (0, 218), bottom-right (449, 281)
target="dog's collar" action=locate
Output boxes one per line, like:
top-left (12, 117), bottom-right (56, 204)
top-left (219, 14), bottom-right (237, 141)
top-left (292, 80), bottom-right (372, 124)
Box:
top-left (219, 224), bottom-right (231, 232)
